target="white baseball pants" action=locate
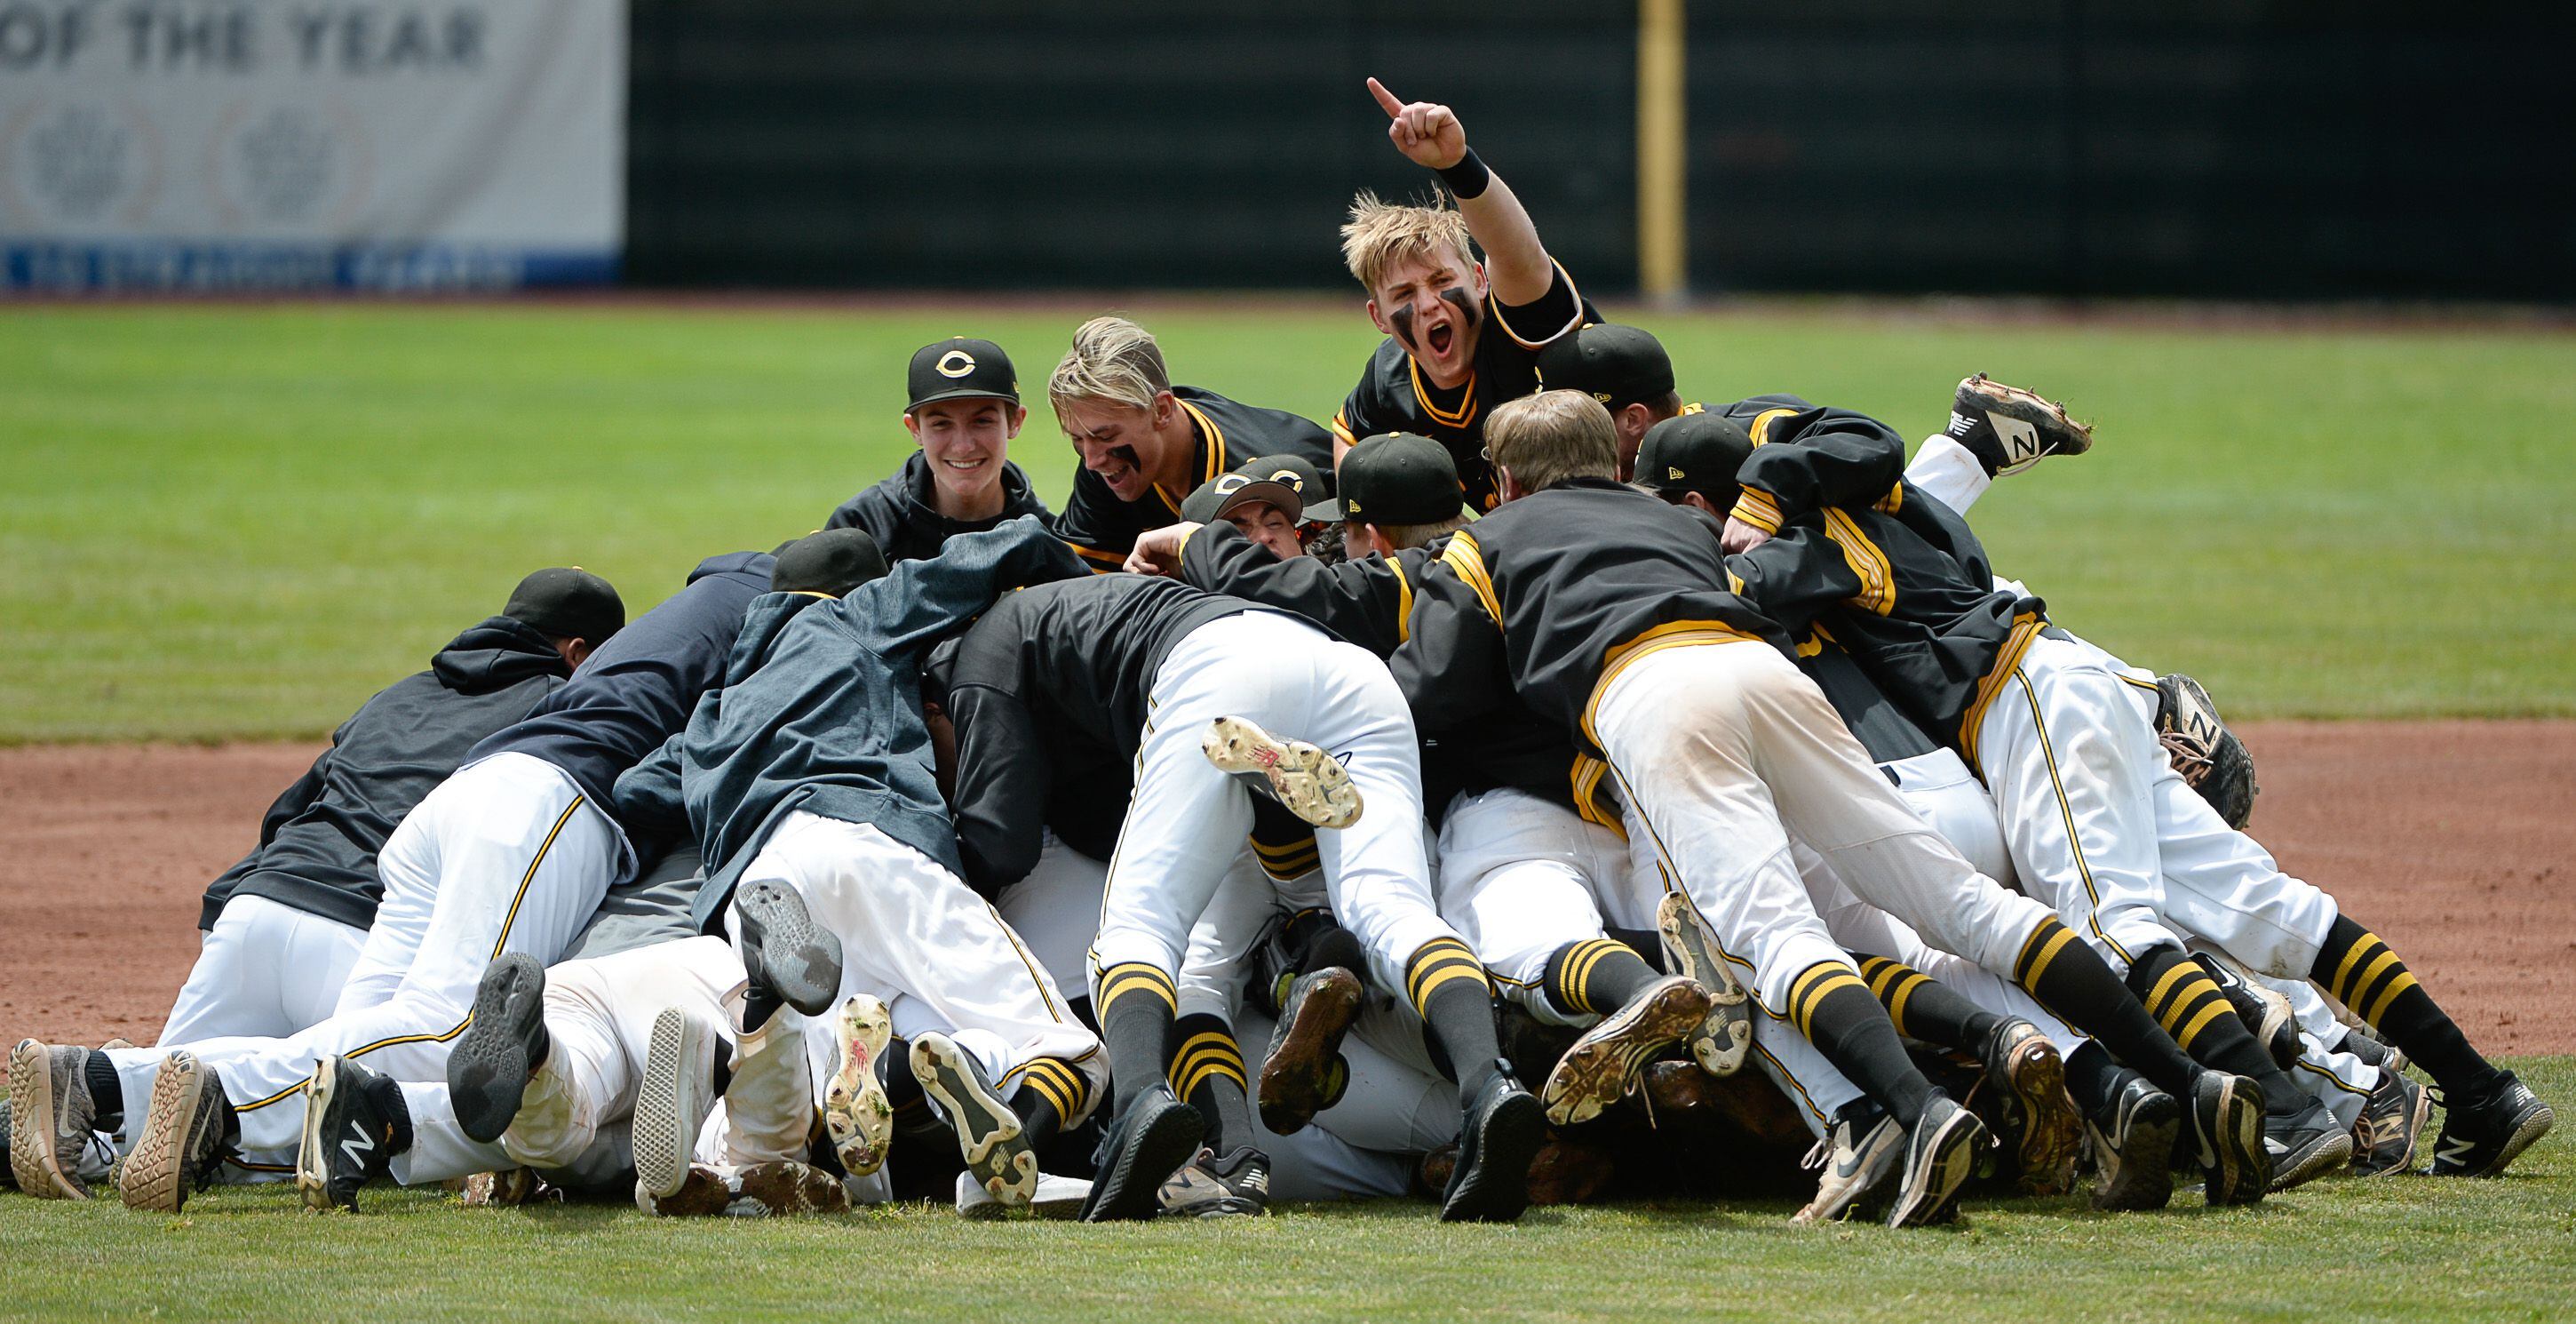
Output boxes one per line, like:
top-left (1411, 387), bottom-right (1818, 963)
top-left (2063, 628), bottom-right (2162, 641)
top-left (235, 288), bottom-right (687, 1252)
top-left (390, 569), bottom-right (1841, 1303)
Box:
top-left (1435, 787), bottom-right (1633, 1028)
top-left (159, 896), bottom-right (368, 1045)
top-left (500, 936), bottom-right (744, 1173)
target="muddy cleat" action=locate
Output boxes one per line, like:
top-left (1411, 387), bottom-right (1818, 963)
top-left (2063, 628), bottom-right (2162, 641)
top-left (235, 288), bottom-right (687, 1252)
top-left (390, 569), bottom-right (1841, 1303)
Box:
top-left (2430, 1071), bottom-right (2555, 1178)
top-left (1540, 975), bottom-right (1713, 1127)
top-left (959, 1168), bottom-right (1091, 1220)
top-left (1157, 1145), bottom-right (1271, 1217)
top-left (632, 1006), bottom-right (717, 1207)
top-left (735, 881), bottom-right (843, 1017)
top-left (2085, 1073), bottom-right (2181, 1212)
top-left (7, 1040), bottom-right (99, 1200)
top-left (638, 1162), bottom-right (735, 1216)
top-left (2350, 1068), bottom-right (2432, 1176)
top-left (1793, 1105), bottom-right (1904, 1224)
top-left (1978, 1017), bottom-right (2080, 1197)
top-left (731, 1160), bottom-right (852, 1216)
top-left (1525, 1129), bottom-right (1616, 1206)
top-left (2185, 1070), bottom-right (2270, 1206)
top-left (1080, 1084), bottom-right (1205, 1222)
top-left (1654, 895), bottom-right (1752, 1077)
top-left (1201, 715), bottom-right (1363, 830)
top-left (823, 995), bottom-right (895, 1176)
top-left (457, 1168), bottom-right (560, 1208)
top-left (1946, 373), bottom-right (2094, 478)
top-left (296, 1055), bottom-right (409, 1212)
top-left (1258, 967), bottom-right (1361, 1135)
top-left (912, 1033), bottom-right (1035, 1209)
top-left (449, 953), bottom-right (552, 1144)
top-left (1886, 1096), bottom-right (1988, 1228)
top-left (2266, 1097), bottom-right (2357, 1192)
top-left (1443, 1065), bottom-right (1543, 1223)
top-left (119, 1051), bottom-right (239, 1213)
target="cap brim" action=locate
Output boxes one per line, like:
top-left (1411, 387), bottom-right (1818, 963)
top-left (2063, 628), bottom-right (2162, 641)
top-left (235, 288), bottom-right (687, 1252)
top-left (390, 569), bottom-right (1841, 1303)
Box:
top-left (1211, 480), bottom-right (1309, 522)
top-left (1303, 498), bottom-right (1346, 522)
top-left (905, 387), bottom-right (1021, 411)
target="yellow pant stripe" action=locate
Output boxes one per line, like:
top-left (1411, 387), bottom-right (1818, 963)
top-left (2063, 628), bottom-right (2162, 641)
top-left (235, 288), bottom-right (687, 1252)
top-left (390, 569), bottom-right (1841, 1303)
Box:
top-left (490, 796), bottom-right (587, 961)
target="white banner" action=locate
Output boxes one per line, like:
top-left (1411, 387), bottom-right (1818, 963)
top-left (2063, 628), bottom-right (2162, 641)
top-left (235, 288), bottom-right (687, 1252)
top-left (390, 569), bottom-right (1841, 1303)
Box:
top-left (0, 0), bottom-right (624, 291)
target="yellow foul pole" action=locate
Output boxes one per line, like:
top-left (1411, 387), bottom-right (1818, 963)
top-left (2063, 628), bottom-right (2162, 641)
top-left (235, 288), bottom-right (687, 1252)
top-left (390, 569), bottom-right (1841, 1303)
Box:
top-left (1636, 0), bottom-right (1687, 305)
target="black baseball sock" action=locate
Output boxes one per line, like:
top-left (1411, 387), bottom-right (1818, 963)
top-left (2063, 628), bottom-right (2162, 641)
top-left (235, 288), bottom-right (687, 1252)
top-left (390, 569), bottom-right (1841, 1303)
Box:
top-left (1405, 937), bottom-right (1501, 1104)
top-left (1855, 954), bottom-right (2002, 1052)
top-left (2062, 1040), bottom-right (2129, 1120)
top-left (2125, 945), bottom-right (2302, 1116)
top-left (1790, 959), bottom-right (1937, 1129)
top-left (84, 1050), bottom-right (125, 1132)
top-left (1097, 962), bottom-right (1180, 1115)
top-left (1012, 1057), bottom-right (1092, 1151)
top-left (877, 1035), bottom-right (941, 1138)
top-left (1605, 926), bottom-right (1669, 971)
top-left (1170, 1013), bottom-right (1252, 1153)
top-left (2311, 915), bottom-right (2501, 1098)
top-left (2009, 918), bottom-right (2202, 1100)
top-left (1539, 937), bottom-right (1658, 1021)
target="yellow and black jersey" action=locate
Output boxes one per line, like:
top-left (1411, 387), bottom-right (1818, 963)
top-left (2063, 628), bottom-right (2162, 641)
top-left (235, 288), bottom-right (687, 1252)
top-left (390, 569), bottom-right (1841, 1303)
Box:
top-left (1052, 385), bottom-right (1336, 571)
top-left (1332, 261), bottom-right (1596, 514)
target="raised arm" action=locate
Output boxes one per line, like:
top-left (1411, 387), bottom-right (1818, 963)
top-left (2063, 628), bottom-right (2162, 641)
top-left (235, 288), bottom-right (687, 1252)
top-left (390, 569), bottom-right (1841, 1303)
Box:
top-left (1368, 77), bottom-right (1554, 309)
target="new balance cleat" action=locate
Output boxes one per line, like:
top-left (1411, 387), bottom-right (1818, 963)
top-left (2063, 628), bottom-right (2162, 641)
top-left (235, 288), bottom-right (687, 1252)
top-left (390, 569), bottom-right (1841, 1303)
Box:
top-left (1945, 373), bottom-right (2094, 477)
top-left (823, 995), bottom-right (895, 1176)
top-left (1157, 1145), bottom-right (1271, 1217)
top-left (1080, 1085), bottom-right (1205, 1222)
top-left (632, 1006), bottom-right (717, 1205)
top-left (1793, 1105), bottom-right (1904, 1224)
top-left (1539, 974), bottom-right (1713, 1126)
top-left (119, 1050), bottom-right (238, 1213)
top-left (1201, 715), bottom-right (1363, 830)
top-left (2430, 1071), bottom-right (2554, 1178)
top-left (449, 953), bottom-right (552, 1144)
top-left (2086, 1073), bottom-right (2181, 1212)
top-left (734, 881), bottom-right (843, 1017)
top-left (296, 1055), bottom-right (407, 1212)
top-left (1886, 1095), bottom-right (1988, 1228)
top-left (2266, 1097), bottom-right (2357, 1192)
top-left (2350, 1067), bottom-right (2432, 1176)
top-left (2186, 1070), bottom-right (2270, 1206)
top-left (912, 1033), bottom-right (1035, 1209)
top-left (6, 1040), bottom-right (98, 1200)
top-left (1655, 894), bottom-right (1752, 1076)
top-left (1258, 967), bottom-right (1361, 1135)
top-left (1443, 1065), bottom-right (1543, 1223)
top-left (1979, 1017), bottom-right (2079, 1197)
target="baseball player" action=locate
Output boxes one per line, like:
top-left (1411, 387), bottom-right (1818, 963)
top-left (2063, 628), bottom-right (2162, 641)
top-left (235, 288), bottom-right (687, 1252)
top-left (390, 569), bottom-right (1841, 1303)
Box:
top-left (1048, 316), bottom-right (1337, 572)
top-left (824, 337), bottom-right (1053, 560)
top-left (1330, 80), bottom-right (1598, 511)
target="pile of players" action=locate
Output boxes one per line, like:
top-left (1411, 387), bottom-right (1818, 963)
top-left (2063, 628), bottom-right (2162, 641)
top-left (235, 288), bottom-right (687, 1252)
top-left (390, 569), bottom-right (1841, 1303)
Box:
top-left (4, 82), bottom-right (2551, 1228)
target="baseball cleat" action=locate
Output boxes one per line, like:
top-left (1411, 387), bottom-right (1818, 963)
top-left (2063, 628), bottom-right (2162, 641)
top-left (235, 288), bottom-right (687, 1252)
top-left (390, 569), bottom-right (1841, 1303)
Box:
top-left (449, 953), bottom-right (552, 1144)
top-left (1654, 895), bottom-right (1753, 1077)
top-left (119, 1050), bottom-right (239, 1213)
top-left (2201, 958), bottom-right (2299, 1072)
top-left (730, 1160), bottom-right (852, 1216)
top-left (1200, 715), bottom-right (1364, 830)
top-left (2338, 1025), bottom-right (2408, 1076)
top-left (1978, 1017), bottom-right (2080, 1197)
top-left (734, 881), bottom-right (843, 1017)
top-left (1539, 974), bottom-right (1713, 1127)
top-left (631, 1005), bottom-right (717, 1205)
top-left (1793, 1105), bottom-right (1905, 1224)
top-left (823, 995), bottom-right (896, 1176)
top-left (457, 1168), bottom-right (558, 1208)
top-left (2185, 1070), bottom-right (2270, 1206)
top-left (1886, 1095), bottom-right (1988, 1228)
top-left (1945, 373), bottom-right (2093, 478)
top-left (2086, 1073), bottom-right (2182, 1212)
top-left (911, 1033), bottom-right (1035, 1209)
top-left (637, 1162), bottom-right (735, 1216)
top-left (8, 1040), bottom-right (99, 1200)
top-left (1079, 1084), bottom-right (1205, 1222)
top-left (2265, 1097), bottom-right (2357, 1192)
top-left (2430, 1071), bottom-right (2555, 1178)
top-left (2350, 1067), bottom-right (2432, 1176)
top-left (296, 1055), bottom-right (407, 1213)
top-left (1259, 967), bottom-right (1362, 1136)
top-left (958, 1168), bottom-right (1092, 1220)
top-left (1157, 1145), bottom-right (1272, 1217)
top-left (1442, 1065), bottom-right (1543, 1223)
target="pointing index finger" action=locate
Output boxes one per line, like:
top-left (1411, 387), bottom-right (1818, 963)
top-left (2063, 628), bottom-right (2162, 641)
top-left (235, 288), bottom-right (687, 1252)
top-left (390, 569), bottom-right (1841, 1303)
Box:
top-left (1366, 76), bottom-right (1405, 119)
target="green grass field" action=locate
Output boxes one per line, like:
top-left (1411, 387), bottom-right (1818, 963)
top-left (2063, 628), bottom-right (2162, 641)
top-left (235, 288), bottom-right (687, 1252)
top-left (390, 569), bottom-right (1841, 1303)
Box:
top-left (2, 1056), bottom-right (2569, 1321)
top-left (4, 301), bottom-right (2573, 741)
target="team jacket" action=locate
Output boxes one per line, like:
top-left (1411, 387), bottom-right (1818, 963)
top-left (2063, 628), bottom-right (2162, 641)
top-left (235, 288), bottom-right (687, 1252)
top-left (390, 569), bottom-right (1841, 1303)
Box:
top-left (471, 550), bottom-right (775, 865)
top-left (609, 518), bottom-right (1087, 934)
top-left (823, 451), bottom-right (1053, 564)
top-left (202, 616), bottom-right (573, 931)
top-left (1332, 261), bottom-right (1596, 514)
top-left (1051, 385), bottom-right (1336, 571)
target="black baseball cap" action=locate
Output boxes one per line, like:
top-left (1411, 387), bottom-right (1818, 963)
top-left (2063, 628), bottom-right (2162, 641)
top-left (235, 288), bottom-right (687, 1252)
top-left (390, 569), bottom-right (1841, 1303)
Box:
top-left (1536, 324), bottom-right (1675, 411)
top-left (1634, 411), bottom-right (1756, 507)
top-left (503, 568), bottom-right (624, 645)
top-left (772, 528), bottom-right (891, 597)
top-left (1181, 455), bottom-right (1327, 525)
top-left (905, 338), bottom-right (1019, 411)
top-left (1338, 433), bottom-right (1462, 526)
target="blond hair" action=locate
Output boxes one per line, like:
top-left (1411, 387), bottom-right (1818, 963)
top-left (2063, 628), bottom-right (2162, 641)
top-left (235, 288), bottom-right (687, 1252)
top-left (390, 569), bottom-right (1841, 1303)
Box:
top-left (1340, 191), bottom-right (1475, 294)
top-left (1048, 315), bottom-right (1171, 413)
top-left (1486, 391), bottom-right (1618, 494)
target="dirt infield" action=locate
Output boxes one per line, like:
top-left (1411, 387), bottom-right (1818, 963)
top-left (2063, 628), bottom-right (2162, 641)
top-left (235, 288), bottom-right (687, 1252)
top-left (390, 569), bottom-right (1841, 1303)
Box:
top-left (2, 722), bottom-right (2570, 1054)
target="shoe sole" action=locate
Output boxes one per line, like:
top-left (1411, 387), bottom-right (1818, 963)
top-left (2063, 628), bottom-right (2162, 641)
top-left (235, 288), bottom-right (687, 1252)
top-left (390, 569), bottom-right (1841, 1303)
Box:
top-left (1201, 716), bottom-right (1363, 830)
top-left (632, 1007), bottom-right (712, 1202)
top-left (2198, 1076), bottom-right (2270, 1207)
top-left (120, 1052), bottom-right (211, 1213)
top-left (736, 882), bottom-right (843, 1017)
top-left (8, 1040), bottom-right (87, 1200)
top-left (1442, 1087), bottom-right (1544, 1223)
top-left (1790, 1121), bottom-right (1905, 1224)
top-left (1999, 1033), bottom-right (2081, 1197)
top-left (2088, 1090), bottom-right (2181, 1213)
top-left (823, 997), bottom-right (895, 1176)
top-left (1259, 968), bottom-right (1363, 1135)
top-left (295, 1059), bottom-right (343, 1211)
top-left (913, 1034), bottom-right (1035, 1208)
top-left (1655, 897), bottom-right (1751, 1076)
top-left (1082, 1097), bottom-right (1205, 1223)
top-left (1887, 1108), bottom-right (1986, 1228)
top-left (1960, 376), bottom-right (2093, 472)
top-left (449, 954), bottom-right (547, 1144)
top-left (1541, 977), bottom-right (1713, 1127)
top-left (2270, 1128), bottom-right (2358, 1192)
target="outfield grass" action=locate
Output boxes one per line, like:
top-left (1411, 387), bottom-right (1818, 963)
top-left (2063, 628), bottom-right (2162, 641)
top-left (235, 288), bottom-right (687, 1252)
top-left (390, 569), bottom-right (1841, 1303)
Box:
top-left (4, 301), bottom-right (2573, 740)
top-left (2, 1055), bottom-right (2568, 1322)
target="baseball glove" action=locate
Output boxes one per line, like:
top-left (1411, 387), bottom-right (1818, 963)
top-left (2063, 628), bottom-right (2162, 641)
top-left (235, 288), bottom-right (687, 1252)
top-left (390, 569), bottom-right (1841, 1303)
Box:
top-left (2153, 673), bottom-right (2258, 829)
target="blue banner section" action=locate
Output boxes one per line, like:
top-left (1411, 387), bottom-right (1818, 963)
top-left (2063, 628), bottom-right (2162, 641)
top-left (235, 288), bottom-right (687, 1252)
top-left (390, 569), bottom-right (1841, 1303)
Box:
top-left (2, 244), bottom-right (619, 294)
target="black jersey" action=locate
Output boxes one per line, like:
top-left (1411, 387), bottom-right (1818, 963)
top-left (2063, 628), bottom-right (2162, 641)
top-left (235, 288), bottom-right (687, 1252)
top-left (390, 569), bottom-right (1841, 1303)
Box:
top-left (1332, 261), bottom-right (1595, 514)
top-left (1052, 385), bottom-right (1336, 570)
top-left (823, 452), bottom-right (1053, 564)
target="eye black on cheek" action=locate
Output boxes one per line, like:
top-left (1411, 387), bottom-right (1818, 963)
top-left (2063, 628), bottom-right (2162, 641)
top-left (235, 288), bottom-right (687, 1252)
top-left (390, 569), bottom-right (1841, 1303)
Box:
top-left (1388, 304), bottom-right (1417, 350)
top-left (1437, 285), bottom-right (1482, 330)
